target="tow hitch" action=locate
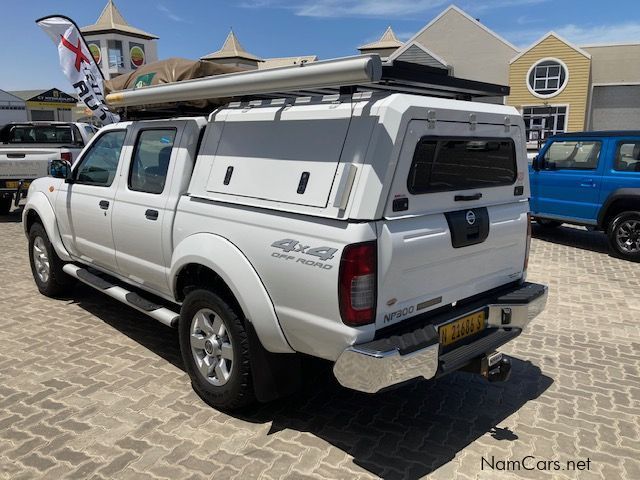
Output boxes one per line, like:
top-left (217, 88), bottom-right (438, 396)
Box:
top-left (481, 351), bottom-right (512, 382)
top-left (463, 351), bottom-right (512, 382)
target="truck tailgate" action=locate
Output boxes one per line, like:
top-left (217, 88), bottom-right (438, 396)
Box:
top-left (0, 148), bottom-right (59, 179)
top-left (376, 201), bottom-right (528, 329)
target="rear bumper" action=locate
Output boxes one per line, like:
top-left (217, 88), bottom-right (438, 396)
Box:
top-left (0, 179), bottom-right (32, 202)
top-left (333, 282), bottom-right (548, 393)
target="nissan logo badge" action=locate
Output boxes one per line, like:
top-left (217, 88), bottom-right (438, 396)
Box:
top-left (466, 210), bottom-right (476, 225)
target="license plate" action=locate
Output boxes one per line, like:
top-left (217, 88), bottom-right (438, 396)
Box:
top-left (439, 310), bottom-right (486, 346)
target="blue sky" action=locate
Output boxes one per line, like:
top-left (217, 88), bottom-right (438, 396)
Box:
top-left (1, 0), bottom-right (639, 91)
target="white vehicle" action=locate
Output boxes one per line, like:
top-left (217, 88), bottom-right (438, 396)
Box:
top-left (0, 122), bottom-right (97, 214)
top-left (23, 56), bottom-right (547, 410)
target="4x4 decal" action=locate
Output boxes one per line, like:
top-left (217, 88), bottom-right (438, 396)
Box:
top-left (271, 239), bottom-right (337, 270)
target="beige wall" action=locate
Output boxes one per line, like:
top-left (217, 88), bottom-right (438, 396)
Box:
top-left (359, 47), bottom-right (399, 59)
top-left (508, 35), bottom-right (591, 132)
top-left (412, 10), bottom-right (518, 85)
top-left (584, 44), bottom-right (640, 84)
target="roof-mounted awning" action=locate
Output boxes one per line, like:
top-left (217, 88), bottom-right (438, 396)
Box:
top-left (105, 54), bottom-right (509, 110)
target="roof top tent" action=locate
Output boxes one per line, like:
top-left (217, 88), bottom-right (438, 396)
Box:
top-left (105, 55), bottom-right (510, 119)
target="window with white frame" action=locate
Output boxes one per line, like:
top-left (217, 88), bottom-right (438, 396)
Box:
top-left (522, 106), bottom-right (567, 143)
top-left (527, 59), bottom-right (568, 97)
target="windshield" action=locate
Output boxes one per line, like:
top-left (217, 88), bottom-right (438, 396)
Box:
top-left (0, 124), bottom-right (75, 144)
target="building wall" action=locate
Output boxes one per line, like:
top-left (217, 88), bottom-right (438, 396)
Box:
top-left (395, 44), bottom-right (448, 69)
top-left (0, 90), bottom-right (27, 125)
top-left (584, 44), bottom-right (640, 84)
top-left (508, 35), bottom-right (591, 132)
top-left (83, 33), bottom-right (158, 80)
top-left (359, 47), bottom-right (399, 59)
top-left (410, 10), bottom-right (517, 85)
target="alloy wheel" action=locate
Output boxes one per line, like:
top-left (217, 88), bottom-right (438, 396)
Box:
top-left (32, 236), bottom-right (50, 284)
top-left (189, 308), bottom-right (234, 386)
top-left (615, 219), bottom-right (640, 254)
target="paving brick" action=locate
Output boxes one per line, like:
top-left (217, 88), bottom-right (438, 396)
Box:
top-left (52, 447), bottom-right (92, 466)
top-left (19, 452), bottom-right (56, 472)
top-left (97, 451), bottom-right (138, 477)
top-left (116, 437), bottom-right (153, 455)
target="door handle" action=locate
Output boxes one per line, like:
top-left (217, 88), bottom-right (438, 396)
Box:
top-left (99, 200), bottom-right (109, 210)
top-left (145, 209), bottom-right (159, 220)
top-left (455, 193), bottom-right (483, 201)
top-left (580, 179), bottom-right (596, 188)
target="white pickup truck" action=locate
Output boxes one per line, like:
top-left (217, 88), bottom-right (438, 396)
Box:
top-left (0, 122), bottom-right (97, 214)
top-left (23, 57), bottom-right (547, 410)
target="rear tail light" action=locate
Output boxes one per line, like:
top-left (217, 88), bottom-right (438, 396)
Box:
top-left (523, 212), bottom-right (532, 278)
top-left (339, 241), bottom-right (377, 326)
top-left (61, 152), bottom-right (72, 162)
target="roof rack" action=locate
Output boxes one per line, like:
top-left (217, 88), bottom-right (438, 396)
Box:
top-left (106, 54), bottom-right (509, 110)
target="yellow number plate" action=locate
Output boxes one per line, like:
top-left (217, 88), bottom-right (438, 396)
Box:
top-left (439, 311), bottom-right (486, 346)
top-left (4, 181), bottom-right (29, 189)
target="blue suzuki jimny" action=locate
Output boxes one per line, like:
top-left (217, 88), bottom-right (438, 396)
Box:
top-left (530, 131), bottom-right (640, 261)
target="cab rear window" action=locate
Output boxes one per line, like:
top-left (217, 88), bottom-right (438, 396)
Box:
top-left (407, 137), bottom-right (517, 194)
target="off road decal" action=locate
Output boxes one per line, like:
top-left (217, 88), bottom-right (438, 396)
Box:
top-left (270, 239), bottom-right (337, 270)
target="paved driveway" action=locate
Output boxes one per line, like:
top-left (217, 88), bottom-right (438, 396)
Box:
top-left (0, 208), bottom-right (638, 480)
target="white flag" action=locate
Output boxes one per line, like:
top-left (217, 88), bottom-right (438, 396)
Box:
top-left (36, 15), bottom-right (119, 124)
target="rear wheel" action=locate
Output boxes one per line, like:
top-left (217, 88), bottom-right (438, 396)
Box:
top-left (608, 211), bottom-right (640, 261)
top-left (0, 195), bottom-right (11, 215)
top-left (179, 289), bottom-right (256, 410)
top-left (536, 218), bottom-right (562, 228)
top-left (28, 223), bottom-right (75, 297)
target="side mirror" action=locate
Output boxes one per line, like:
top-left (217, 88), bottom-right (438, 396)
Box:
top-left (48, 159), bottom-right (71, 179)
top-left (531, 156), bottom-right (541, 171)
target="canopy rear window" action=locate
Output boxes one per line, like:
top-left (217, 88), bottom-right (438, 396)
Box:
top-left (407, 137), bottom-right (517, 194)
top-left (0, 124), bottom-right (76, 144)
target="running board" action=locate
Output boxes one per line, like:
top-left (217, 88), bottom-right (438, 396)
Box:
top-left (63, 264), bottom-right (179, 327)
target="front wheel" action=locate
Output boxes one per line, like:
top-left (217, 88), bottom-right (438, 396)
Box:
top-left (28, 223), bottom-right (75, 297)
top-left (608, 211), bottom-right (640, 261)
top-left (179, 289), bottom-right (256, 410)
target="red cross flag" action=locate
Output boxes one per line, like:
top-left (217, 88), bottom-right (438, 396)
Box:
top-left (36, 15), bottom-right (119, 124)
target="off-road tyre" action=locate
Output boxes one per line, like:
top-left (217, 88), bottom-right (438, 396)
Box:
top-left (179, 289), bottom-right (256, 410)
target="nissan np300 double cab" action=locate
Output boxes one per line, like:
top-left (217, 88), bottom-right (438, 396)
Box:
top-left (23, 56), bottom-right (547, 410)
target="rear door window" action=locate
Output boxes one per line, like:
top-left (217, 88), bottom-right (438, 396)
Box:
top-left (407, 138), bottom-right (517, 194)
top-left (129, 129), bottom-right (176, 194)
top-left (543, 140), bottom-right (602, 170)
top-left (614, 141), bottom-right (640, 172)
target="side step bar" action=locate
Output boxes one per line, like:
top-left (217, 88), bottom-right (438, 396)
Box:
top-left (63, 264), bottom-right (180, 327)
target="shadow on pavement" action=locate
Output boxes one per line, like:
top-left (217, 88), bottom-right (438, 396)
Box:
top-left (532, 223), bottom-right (609, 254)
top-left (0, 206), bottom-right (23, 223)
top-left (72, 284), bottom-right (552, 480)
